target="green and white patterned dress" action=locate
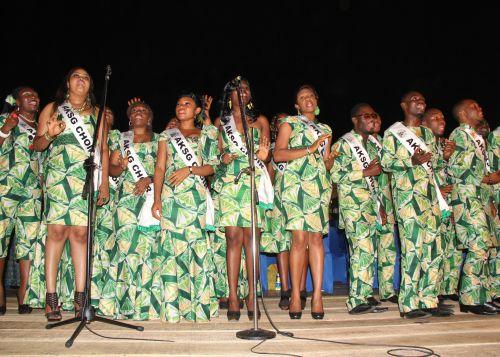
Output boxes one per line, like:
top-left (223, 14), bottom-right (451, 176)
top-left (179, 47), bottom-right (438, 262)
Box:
top-left (44, 110), bottom-right (97, 226)
top-left (279, 116), bottom-right (332, 235)
top-left (0, 114), bottom-right (41, 261)
top-left (487, 127), bottom-right (500, 300)
top-left (100, 133), bottom-right (161, 320)
top-left (156, 125), bottom-right (218, 322)
top-left (92, 129), bottom-right (122, 311)
top-left (214, 122), bottom-right (266, 229)
top-left (261, 143), bottom-right (291, 253)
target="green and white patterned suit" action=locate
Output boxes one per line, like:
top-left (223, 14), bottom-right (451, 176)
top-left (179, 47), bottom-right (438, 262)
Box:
top-left (332, 131), bottom-right (379, 310)
top-left (448, 124), bottom-right (497, 305)
top-left (156, 125), bottom-right (218, 322)
top-left (487, 127), bottom-right (499, 299)
top-left (280, 116), bottom-right (332, 235)
top-left (371, 134), bottom-right (398, 300)
top-left (0, 114), bottom-right (41, 261)
top-left (381, 124), bottom-right (442, 313)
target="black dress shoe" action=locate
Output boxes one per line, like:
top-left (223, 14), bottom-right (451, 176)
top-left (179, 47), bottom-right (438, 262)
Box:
top-left (289, 310), bottom-right (302, 319)
top-left (349, 303), bottom-right (387, 314)
top-left (423, 307), bottom-right (453, 317)
top-left (367, 296), bottom-right (381, 306)
top-left (459, 304), bottom-right (497, 315)
top-left (227, 310), bottom-right (241, 321)
top-left (0, 305), bottom-right (5, 316)
top-left (400, 309), bottom-right (432, 319)
top-left (278, 289), bottom-right (291, 310)
top-left (300, 290), bottom-right (307, 310)
top-left (18, 304), bottom-right (32, 314)
top-left (484, 302), bottom-right (500, 313)
top-left (493, 296), bottom-right (500, 304)
top-left (381, 295), bottom-right (399, 304)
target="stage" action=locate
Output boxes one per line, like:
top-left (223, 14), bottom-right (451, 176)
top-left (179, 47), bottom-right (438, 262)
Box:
top-left (0, 289), bottom-right (499, 356)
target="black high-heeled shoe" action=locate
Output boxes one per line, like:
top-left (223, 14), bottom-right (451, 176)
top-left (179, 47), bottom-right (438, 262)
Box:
top-left (45, 292), bottom-right (62, 321)
top-left (18, 304), bottom-right (32, 314)
top-left (0, 305), bottom-right (5, 316)
top-left (289, 310), bottom-right (302, 319)
top-left (227, 310), bottom-right (241, 321)
top-left (311, 298), bottom-right (325, 320)
top-left (247, 309), bottom-right (261, 320)
top-left (279, 289), bottom-right (291, 310)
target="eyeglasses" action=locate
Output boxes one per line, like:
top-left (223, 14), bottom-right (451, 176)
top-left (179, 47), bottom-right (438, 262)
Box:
top-left (355, 113), bottom-right (379, 119)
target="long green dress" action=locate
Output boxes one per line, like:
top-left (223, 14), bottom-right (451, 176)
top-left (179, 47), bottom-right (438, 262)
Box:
top-left (0, 114), bottom-right (41, 262)
top-left (487, 127), bottom-right (499, 300)
top-left (279, 116), bottom-right (332, 235)
top-left (101, 132), bottom-right (161, 320)
top-left (156, 125), bottom-right (218, 322)
top-left (92, 129), bottom-right (122, 311)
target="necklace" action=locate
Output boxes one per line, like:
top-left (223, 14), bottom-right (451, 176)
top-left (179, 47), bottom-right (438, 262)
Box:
top-left (68, 100), bottom-right (88, 113)
top-left (18, 113), bottom-right (36, 123)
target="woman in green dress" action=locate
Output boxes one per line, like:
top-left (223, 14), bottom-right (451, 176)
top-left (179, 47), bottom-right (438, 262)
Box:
top-left (104, 100), bottom-right (160, 320)
top-left (274, 85), bottom-right (335, 319)
top-left (92, 107), bottom-right (122, 313)
top-left (213, 77), bottom-right (272, 320)
top-left (0, 87), bottom-right (41, 315)
top-left (32, 67), bottom-right (109, 321)
top-left (152, 93), bottom-right (218, 322)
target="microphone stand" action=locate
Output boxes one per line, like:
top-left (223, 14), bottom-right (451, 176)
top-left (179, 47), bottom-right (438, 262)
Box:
top-left (233, 77), bottom-right (275, 340)
top-left (46, 65), bottom-right (143, 348)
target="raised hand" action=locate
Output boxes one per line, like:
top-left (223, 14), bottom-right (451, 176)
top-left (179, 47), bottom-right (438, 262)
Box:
top-left (411, 148), bottom-right (432, 166)
top-left (363, 158), bottom-right (382, 177)
top-left (443, 139), bottom-right (456, 161)
top-left (309, 134), bottom-right (331, 153)
top-left (47, 111), bottom-right (66, 137)
top-left (202, 95), bottom-right (213, 125)
top-left (168, 167), bottom-right (190, 186)
top-left (127, 97), bottom-right (142, 106)
top-left (2, 111), bottom-right (20, 132)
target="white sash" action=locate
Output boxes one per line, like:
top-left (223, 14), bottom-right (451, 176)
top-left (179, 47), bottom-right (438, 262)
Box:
top-left (270, 142), bottom-right (286, 174)
top-left (17, 118), bottom-right (36, 141)
top-left (122, 131), bottom-right (160, 232)
top-left (299, 115), bottom-right (326, 156)
top-left (222, 115), bottom-right (274, 209)
top-left (368, 135), bottom-right (383, 155)
top-left (58, 103), bottom-right (101, 190)
top-left (388, 122), bottom-right (450, 217)
top-left (342, 132), bottom-right (382, 225)
top-left (166, 128), bottom-right (215, 231)
top-left (463, 127), bottom-right (491, 174)
top-left (437, 138), bottom-right (449, 179)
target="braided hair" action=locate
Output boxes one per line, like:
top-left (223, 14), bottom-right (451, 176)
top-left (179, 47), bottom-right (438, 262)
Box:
top-left (219, 76), bottom-right (258, 124)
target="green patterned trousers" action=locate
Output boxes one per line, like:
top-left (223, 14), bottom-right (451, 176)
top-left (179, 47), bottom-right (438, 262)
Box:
top-left (437, 217), bottom-right (462, 296)
top-left (376, 223), bottom-right (397, 300)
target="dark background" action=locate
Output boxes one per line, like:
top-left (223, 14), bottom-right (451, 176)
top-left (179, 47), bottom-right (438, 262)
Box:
top-left (1, 1), bottom-right (498, 138)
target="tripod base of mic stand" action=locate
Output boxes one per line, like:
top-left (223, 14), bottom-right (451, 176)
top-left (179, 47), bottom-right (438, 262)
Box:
top-left (236, 328), bottom-right (276, 340)
top-left (46, 305), bottom-right (143, 348)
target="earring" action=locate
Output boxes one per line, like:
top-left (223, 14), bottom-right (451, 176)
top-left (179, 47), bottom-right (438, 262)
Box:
top-left (315, 106), bottom-right (320, 116)
top-left (297, 109), bottom-right (301, 115)
top-left (246, 101), bottom-right (254, 110)
top-left (228, 99), bottom-right (232, 109)
top-left (65, 92), bottom-right (70, 99)
top-left (129, 120), bottom-right (132, 127)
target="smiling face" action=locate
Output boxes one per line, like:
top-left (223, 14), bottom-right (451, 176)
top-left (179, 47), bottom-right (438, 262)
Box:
top-left (230, 80), bottom-right (251, 107)
top-left (67, 68), bottom-right (91, 98)
top-left (129, 103), bottom-right (151, 128)
top-left (176, 96), bottom-right (201, 122)
top-left (295, 87), bottom-right (318, 115)
top-left (352, 104), bottom-right (377, 135)
top-left (16, 88), bottom-right (40, 114)
top-left (422, 108), bottom-right (446, 137)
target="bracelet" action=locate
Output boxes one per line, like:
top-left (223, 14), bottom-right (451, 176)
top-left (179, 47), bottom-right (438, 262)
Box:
top-left (189, 166), bottom-right (193, 175)
top-left (0, 128), bottom-right (11, 138)
top-left (43, 131), bottom-right (55, 142)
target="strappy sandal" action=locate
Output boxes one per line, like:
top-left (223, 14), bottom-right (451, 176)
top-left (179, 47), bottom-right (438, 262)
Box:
top-left (45, 292), bottom-right (62, 321)
top-left (278, 289), bottom-right (291, 310)
top-left (74, 291), bottom-right (86, 317)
